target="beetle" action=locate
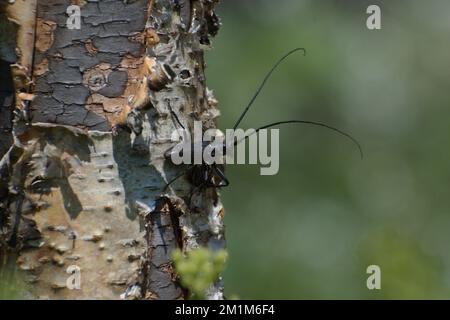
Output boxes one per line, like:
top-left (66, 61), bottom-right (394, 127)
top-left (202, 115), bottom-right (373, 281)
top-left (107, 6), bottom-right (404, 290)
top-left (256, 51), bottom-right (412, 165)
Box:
top-left (163, 48), bottom-right (363, 196)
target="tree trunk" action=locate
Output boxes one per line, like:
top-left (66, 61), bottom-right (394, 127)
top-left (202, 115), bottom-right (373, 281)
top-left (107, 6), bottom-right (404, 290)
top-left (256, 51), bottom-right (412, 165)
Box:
top-left (0, 0), bottom-right (225, 300)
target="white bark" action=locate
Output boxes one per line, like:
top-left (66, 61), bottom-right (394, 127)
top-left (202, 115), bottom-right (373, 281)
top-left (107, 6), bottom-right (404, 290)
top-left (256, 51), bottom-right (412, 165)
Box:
top-left (0, 0), bottom-right (225, 300)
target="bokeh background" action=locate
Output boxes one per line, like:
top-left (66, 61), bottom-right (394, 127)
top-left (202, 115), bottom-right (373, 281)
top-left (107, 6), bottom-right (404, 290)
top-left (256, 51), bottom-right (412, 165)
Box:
top-left (205, 0), bottom-right (450, 299)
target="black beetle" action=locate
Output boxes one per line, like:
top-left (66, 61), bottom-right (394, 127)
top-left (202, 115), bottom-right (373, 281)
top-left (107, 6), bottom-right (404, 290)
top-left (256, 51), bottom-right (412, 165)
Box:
top-left (163, 48), bottom-right (362, 195)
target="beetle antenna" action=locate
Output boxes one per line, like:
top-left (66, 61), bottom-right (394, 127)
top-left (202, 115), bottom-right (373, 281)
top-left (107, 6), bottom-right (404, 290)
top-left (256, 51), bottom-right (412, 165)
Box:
top-left (232, 48), bottom-right (306, 130)
top-left (233, 120), bottom-right (363, 159)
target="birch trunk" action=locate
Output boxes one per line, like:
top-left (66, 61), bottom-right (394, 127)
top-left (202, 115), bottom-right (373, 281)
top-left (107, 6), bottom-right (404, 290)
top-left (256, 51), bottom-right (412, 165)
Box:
top-left (0, 0), bottom-right (225, 300)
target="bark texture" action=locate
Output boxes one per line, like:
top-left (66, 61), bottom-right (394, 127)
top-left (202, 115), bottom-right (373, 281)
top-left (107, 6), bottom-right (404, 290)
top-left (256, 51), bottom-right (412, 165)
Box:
top-left (0, 0), bottom-right (225, 300)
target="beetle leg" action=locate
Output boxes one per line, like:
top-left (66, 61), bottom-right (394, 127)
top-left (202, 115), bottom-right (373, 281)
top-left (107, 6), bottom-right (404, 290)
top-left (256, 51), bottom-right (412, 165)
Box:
top-left (212, 164), bottom-right (229, 187)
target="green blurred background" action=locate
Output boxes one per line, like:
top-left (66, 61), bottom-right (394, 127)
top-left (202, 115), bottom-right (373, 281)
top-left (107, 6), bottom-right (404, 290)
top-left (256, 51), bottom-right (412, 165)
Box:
top-left (205, 0), bottom-right (450, 299)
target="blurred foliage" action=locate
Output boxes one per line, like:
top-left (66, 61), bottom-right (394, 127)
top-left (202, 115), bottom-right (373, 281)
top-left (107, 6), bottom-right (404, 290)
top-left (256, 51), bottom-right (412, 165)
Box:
top-left (205, 0), bottom-right (450, 299)
top-left (360, 230), bottom-right (446, 299)
top-left (172, 248), bottom-right (228, 299)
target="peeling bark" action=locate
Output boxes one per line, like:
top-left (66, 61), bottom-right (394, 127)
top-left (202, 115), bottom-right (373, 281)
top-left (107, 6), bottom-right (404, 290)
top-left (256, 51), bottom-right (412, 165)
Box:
top-left (0, 0), bottom-right (225, 300)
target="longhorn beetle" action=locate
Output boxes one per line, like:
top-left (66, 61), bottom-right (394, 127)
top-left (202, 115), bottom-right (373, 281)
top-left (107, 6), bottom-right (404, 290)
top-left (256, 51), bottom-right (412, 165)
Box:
top-left (164, 48), bottom-right (363, 196)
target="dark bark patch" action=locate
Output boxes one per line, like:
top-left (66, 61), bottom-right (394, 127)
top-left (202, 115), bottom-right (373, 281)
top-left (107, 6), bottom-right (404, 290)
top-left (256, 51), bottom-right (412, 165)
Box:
top-left (55, 104), bottom-right (88, 126)
top-left (31, 96), bottom-right (63, 123)
top-left (98, 70), bottom-right (128, 97)
top-left (84, 111), bottom-right (109, 130)
top-left (31, 0), bottom-right (147, 131)
top-left (52, 84), bottom-right (89, 105)
top-left (47, 62), bottom-right (82, 85)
